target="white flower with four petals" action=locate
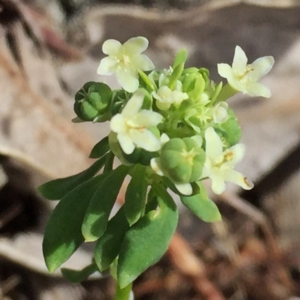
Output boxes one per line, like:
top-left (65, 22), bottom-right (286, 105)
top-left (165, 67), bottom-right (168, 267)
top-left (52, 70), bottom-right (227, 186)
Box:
top-left (97, 37), bottom-right (154, 92)
top-left (218, 46), bottom-right (274, 97)
top-left (202, 127), bottom-right (253, 194)
top-left (110, 90), bottom-right (163, 155)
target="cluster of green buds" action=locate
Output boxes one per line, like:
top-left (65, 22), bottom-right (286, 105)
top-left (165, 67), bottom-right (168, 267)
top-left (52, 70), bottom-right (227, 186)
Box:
top-left (39, 36), bottom-right (274, 300)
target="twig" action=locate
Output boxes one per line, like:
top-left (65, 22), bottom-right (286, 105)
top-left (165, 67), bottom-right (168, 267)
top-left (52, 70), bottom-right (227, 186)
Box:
top-left (167, 232), bottom-right (225, 300)
top-left (217, 192), bottom-right (293, 290)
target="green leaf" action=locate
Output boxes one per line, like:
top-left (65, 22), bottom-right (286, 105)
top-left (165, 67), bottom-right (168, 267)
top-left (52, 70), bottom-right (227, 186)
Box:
top-left (117, 191), bottom-right (178, 288)
top-left (94, 207), bottom-right (129, 271)
top-left (180, 183), bottom-right (221, 222)
top-left (168, 63), bottom-right (184, 90)
top-left (38, 155), bottom-right (107, 200)
top-left (138, 71), bottom-right (156, 91)
top-left (89, 137), bottom-right (110, 159)
top-left (43, 175), bottom-right (105, 272)
top-left (61, 263), bottom-right (98, 283)
top-left (82, 165), bottom-right (128, 242)
top-left (124, 164), bottom-right (148, 225)
top-left (172, 49), bottom-right (187, 69)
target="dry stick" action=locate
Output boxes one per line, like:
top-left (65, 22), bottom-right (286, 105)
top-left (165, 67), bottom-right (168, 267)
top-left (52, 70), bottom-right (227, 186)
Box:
top-left (218, 192), bottom-right (293, 290)
top-left (167, 232), bottom-right (225, 300)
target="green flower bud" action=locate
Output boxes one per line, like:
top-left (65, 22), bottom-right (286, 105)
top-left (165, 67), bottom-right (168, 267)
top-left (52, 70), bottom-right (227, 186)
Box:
top-left (160, 138), bottom-right (205, 184)
top-left (74, 82), bottom-right (112, 121)
top-left (215, 109), bottom-right (241, 146)
top-left (182, 72), bottom-right (205, 100)
top-left (109, 90), bottom-right (127, 116)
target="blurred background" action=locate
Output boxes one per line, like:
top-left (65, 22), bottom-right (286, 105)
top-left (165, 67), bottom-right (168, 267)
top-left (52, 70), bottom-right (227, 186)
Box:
top-left (1, 0), bottom-right (300, 299)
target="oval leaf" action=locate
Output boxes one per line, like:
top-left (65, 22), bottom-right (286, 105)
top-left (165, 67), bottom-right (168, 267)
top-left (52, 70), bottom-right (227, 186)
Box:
top-left (124, 164), bottom-right (148, 226)
top-left (82, 165), bottom-right (128, 242)
top-left (180, 183), bottom-right (221, 222)
top-left (94, 207), bottom-right (129, 271)
top-left (43, 175), bottom-right (105, 272)
top-left (61, 263), bottom-right (98, 283)
top-left (89, 136), bottom-right (110, 158)
top-left (172, 49), bottom-right (187, 69)
top-left (117, 194), bottom-right (178, 288)
top-left (38, 155), bottom-right (107, 200)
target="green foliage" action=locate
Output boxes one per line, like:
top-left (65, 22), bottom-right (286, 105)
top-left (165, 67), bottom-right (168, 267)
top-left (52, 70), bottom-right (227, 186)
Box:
top-left (124, 164), bottom-right (148, 225)
top-left (180, 183), bottom-right (221, 222)
top-left (38, 155), bottom-right (107, 200)
top-left (81, 165), bottom-right (128, 242)
top-left (89, 136), bottom-right (110, 158)
top-left (61, 263), bottom-right (98, 283)
top-left (43, 175), bottom-right (105, 272)
top-left (94, 207), bottom-right (129, 271)
top-left (117, 192), bottom-right (178, 288)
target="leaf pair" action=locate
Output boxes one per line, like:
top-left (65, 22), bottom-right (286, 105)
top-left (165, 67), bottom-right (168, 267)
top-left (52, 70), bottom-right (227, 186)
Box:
top-left (43, 165), bottom-right (128, 273)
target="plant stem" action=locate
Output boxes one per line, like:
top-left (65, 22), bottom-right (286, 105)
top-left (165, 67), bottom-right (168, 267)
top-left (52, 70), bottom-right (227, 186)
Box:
top-left (114, 282), bottom-right (133, 300)
top-left (214, 83), bottom-right (238, 103)
top-left (104, 151), bottom-right (114, 173)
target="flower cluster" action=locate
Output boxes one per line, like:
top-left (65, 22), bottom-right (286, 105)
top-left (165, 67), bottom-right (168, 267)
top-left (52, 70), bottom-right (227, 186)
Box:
top-left (75, 36), bottom-right (274, 196)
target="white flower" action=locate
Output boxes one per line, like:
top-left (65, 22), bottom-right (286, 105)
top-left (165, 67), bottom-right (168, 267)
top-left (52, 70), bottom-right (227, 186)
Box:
top-left (110, 90), bottom-right (163, 154)
top-left (97, 37), bottom-right (155, 93)
top-left (218, 46), bottom-right (274, 97)
top-left (152, 84), bottom-right (188, 111)
top-left (202, 127), bottom-right (253, 194)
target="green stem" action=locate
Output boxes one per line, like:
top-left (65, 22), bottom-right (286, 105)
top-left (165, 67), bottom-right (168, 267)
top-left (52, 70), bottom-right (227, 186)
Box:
top-left (104, 151), bottom-right (114, 173)
top-left (114, 282), bottom-right (133, 300)
top-left (214, 83), bottom-right (238, 103)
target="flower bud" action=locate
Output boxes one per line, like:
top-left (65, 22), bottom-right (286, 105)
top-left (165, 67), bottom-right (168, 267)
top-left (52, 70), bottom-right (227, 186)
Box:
top-left (215, 109), bottom-right (241, 146)
top-left (160, 137), bottom-right (205, 184)
top-left (74, 82), bottom-right (112, 121)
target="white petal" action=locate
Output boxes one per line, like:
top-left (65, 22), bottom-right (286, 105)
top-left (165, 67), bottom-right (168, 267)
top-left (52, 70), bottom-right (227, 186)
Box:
top-left (116, 70), bottom-right (139, 93)
top-left (122, 91), bottom-right (144, 117)
top-left (135, 110), bottom-right (163, 127)
top-left (118, 133), bottom-right (135, 154)
top-left (133, 54), bottom-right (155, 71)
top-left (110, 114), bottom-right (126, 133)
top-left (223, 170), bottom-right (253, 190)
top-left (205, 127), bottom-right (223, 159)
top-left (191, 135), bottom-right (203, 147)
top-left (175, 183), bottom-right (192, 195)
top-left (210, 175), bottom-right (226, 195)
top-left (97, 57), bottom-right (117, 75)
top-left (217, 63), bottom-right (233, 79)
top-left (232, 46), bottom-right (248, 75)
top-left (245, 82), bottom-right (271, 98)
top-left (150, 158), bottom-right (164, 176)
top-left (102, 39), bottom-right (122, 55)
top-left (130, 129), bottom-right (161, 152)
top-left (160, 133), bottom-right (170, 146)
top-left (123, 37), bottom-right (149, 54)
top-left (247, 56), bottom-right (275, 82)
top-left (230, 144), bottom-right (246, 164)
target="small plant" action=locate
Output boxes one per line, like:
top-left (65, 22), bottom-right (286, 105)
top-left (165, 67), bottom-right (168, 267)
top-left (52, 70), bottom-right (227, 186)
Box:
top-left (38, 36), bottom-right (274, 299)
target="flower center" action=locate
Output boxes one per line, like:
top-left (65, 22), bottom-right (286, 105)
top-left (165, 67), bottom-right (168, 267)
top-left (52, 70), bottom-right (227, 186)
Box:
top-left (181, 148), bottom-right (196, 165)
top-left (213, 150), bottom-right (234, 168)
top-left (238, 64), bottom-right (254, 82)
top-left (126, 119), bottom-right (145, 131)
